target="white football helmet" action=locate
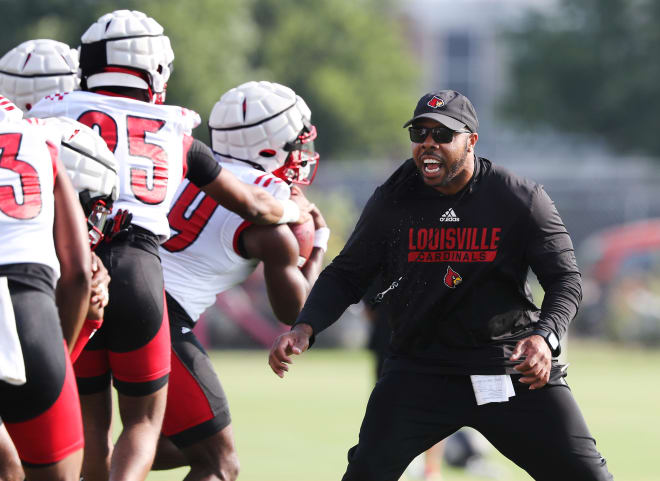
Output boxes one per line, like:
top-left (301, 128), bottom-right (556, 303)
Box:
top-left (209, 81), bottom-right (319, 185)
top-left (49, 117), bottom-right (120, 246)
top-left (79, 9), bottom-right (174, 104)
top-left (0, 39), bottom-right (79, 111)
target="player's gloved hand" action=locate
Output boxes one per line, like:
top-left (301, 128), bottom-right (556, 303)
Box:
top-left (268, 323), bottom-right (312, 378)
top-left (510, 334), bottom-right (551, 389)
top-left (289, 185), bottom-right (313, 225)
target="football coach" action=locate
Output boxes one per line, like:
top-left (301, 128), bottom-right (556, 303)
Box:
top-left (269, 90), bottom-right (614, 481)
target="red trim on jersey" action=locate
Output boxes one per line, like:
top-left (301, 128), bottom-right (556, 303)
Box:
top-left (254, 175), bottom-right (265, 185)
top-left (232, 220), bottom-right (253, 257)
top-left (263, 178), bottom-right (272, 187)
top-left (161, 349), bottom-right (215, 436)
top-left (5, 342), bottom-right (83, 465)
top-left (46, 140), bottom-right (59, 179)
top-left (110, 292), bottom-right (171, 383)
top-left (181, 134), bottom-right (194, 180)
top-left (0, 97), bottom-right (16, 111)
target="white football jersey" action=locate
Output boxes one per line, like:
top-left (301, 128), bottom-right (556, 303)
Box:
top-left (29, 90), bottom-right (200, 240)
top-left (160, 159), bottom-right (291, 321)
top-left (0, 119), bottom-right (61, 275)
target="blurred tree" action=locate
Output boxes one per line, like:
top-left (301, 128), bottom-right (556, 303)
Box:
top-left (250, 0), bottom-right (418, 159)
top-left (111, 0), bottom-right (258, 144)
top-left (0, 0), bottom-right (418, 158)
top-left (503, 0), bottom-right (660, 157)
top-left (0, 0), bottom-right (99, 48)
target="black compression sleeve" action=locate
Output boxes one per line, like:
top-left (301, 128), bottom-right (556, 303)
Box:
top-left (293, 189), bottom-right (388, 338)
top-left (525, 186), bottom-right (582, 341)
top-left (186, 139), bottom-right (222, 188)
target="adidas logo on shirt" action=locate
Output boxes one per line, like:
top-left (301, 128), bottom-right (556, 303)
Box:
top-left (439, 208), bottom-right (460, 222)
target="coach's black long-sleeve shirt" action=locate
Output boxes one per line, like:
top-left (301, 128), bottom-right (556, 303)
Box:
top-left (294, 157), bottom-right (581, 374)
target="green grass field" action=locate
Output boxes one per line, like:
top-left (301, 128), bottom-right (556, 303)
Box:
top-left (144, 340), bottom-right (660, 481)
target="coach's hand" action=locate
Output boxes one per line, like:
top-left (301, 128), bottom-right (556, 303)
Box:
top-left (510, 335), bottom-right (551, 390)
top-left (268, 323), bottom-right (312, 378)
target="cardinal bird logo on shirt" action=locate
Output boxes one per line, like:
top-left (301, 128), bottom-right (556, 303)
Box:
top-left (444, 266), bottom-right (462, 288)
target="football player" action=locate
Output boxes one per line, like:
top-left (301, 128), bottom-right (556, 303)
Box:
top-left (0, 44), bottom-right (118, 477)
top-left (28, 11), bottom-right (310, 481)
top-left (151, 81), bottom-right (329, 481)
top-left (0, 38), bottom-right (117, 355)
top-left (0, 38), bottom-right (118, 360)
top-left (0, 96), bottom-right (90, 480)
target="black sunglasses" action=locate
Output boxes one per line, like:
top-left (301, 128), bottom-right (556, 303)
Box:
top-left (408, 126), bottom-right (470, 144)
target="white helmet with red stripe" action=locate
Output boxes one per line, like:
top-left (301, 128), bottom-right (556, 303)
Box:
top-left (79, 9), bottom-right (173, 104)
top-left (209, 81), bottom-right (319, 185)
top-left (0, 39), bottom-right (79, 111)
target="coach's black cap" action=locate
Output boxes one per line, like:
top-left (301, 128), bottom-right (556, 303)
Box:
top-left (403, 90), bottom-right (478, 132)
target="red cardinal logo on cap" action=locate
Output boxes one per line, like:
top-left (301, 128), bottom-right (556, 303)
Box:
top-left (444, 266), bottom-right (462, 288)
top-left (427, 96), bottom-right (445, 109)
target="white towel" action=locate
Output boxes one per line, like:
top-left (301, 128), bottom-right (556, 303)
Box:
top-left (0, 277), bottom-right (26, 385)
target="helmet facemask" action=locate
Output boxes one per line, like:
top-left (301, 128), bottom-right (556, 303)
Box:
top-left (271, 125), bottom-right (319, 185)
top-left (81, 195), bottom-right (112, 249)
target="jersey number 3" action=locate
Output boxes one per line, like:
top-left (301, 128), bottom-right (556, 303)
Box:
top-left (0, 132), bottom-right (42, 219)
top-left (78, 111), bottom-right (169, 204)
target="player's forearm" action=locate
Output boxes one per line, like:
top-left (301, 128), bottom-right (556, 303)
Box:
top-left (245, 186), bottom-right (291, 225)
top-left (266, 268), bottom-right (309, 325)
top-left (56, 272), bottom-right (91, 351)
top-left (271, 297), bottom-right (305, 326)
top-left (53, 158), bottom-right (92, 351)
top-left (300, 246), bottom-right (325, 287)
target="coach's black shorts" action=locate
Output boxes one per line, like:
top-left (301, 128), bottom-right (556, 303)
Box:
top-left (341, 362), bottom-right (613, 481)
top-left (74, 226), bottom-right (170, 396)
top-left (160, 292), bottom-right (231, 448)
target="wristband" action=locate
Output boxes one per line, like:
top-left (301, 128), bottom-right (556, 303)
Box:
top-left (276, 199), bottom-right (300, 224)
top-left (313, 227), bottom-right (331, 252)
top-left (531, 328), bottom-right (561, 356)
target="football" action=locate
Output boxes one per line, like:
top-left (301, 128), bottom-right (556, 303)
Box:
top-left (289, 217), bottom-right (315, 267)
